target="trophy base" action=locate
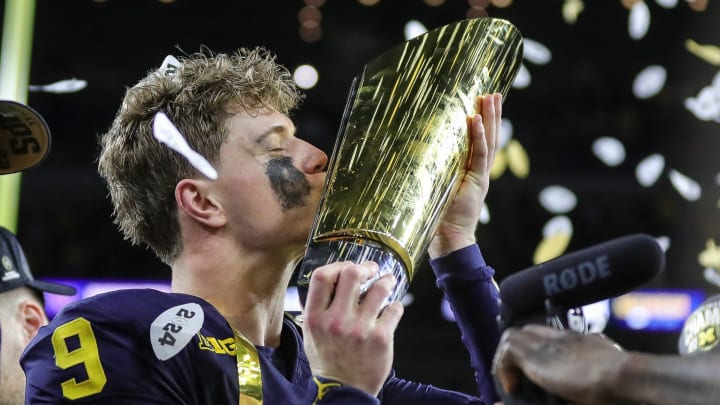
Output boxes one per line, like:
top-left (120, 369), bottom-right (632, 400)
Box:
top-left (296, 239), bottom-right (409, 308)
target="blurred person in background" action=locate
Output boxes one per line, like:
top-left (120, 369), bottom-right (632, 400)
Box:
top-left (0, 227), bottom-right (75, 404)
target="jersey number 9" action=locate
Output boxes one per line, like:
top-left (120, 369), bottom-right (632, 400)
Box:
top-left (51, 317), bottom-right (108, 400)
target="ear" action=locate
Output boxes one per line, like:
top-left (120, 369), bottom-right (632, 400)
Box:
top-left (18, 300), bottom-right (47, 344)
top-left (176, 179), bottom-right (226, 228)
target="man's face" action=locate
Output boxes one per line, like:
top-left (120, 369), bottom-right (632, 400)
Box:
top-left (0, 314), bottom-right (28, 404)
top-left (211, 109), bottom-right (328, 251)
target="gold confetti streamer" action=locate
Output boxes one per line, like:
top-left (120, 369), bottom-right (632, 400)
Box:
top-left (685, 39), bottom-right (720, 66)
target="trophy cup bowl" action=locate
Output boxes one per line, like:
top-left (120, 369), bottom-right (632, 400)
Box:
top-left (297, 17), bottom-right (524, 306)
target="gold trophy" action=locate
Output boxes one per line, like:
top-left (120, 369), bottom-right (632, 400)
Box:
top-left (297, 17), bottom-right (523, 305)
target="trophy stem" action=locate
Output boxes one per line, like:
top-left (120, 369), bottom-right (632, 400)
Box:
top-left (296, 239), bottom-right (410, 307)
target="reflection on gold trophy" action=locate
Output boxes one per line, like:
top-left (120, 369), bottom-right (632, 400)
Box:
top-left (297, 17), bottom-right (524, 305)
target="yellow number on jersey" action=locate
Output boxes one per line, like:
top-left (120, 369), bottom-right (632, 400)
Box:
top-left (51, 317), bottom-right (108, 400)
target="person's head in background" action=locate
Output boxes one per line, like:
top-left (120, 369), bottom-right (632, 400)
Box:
top-left (0, 227), bottom-right (76, 404)
top-left (0, 101), bottom-right (75, 404)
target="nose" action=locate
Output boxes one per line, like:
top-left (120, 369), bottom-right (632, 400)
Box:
top-left (298, 139), bottom-right (328, 174)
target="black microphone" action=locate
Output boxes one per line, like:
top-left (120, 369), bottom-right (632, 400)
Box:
top-left (499, 233), bottom-right (665, 326)
top-left (495, 233), bottom-right (665, 405)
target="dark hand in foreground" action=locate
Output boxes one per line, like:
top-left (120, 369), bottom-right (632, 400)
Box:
top-left (492, 325), bottom-right (625, 405)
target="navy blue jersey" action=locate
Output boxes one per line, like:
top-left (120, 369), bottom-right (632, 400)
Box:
top-left (22, 290), bottom-right (242, 404)
top-left (22, 245), bottom-right (497, 404)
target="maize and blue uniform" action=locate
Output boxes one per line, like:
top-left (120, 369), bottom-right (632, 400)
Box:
top-left (21, 245), bottom-right (499, 404)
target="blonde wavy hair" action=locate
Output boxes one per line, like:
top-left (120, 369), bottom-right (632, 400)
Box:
top-left (98, 47), bottom-right (302, 264)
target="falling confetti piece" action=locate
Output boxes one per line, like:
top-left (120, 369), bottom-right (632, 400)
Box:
top-left (668, 169), bottom-right (701, 201)
top-left (479, 202), bottom-right (491, 224)
top-left (534, 215), bottom-right (573, 264)
top-left (153, 112), bottom-right (219, 180)
top-left (28, 79), bottom-right (88, 94)
top-left (562, 0), bottom-right (584, 24)
top-left (703, 268), bottom-right (720, 288)
top-left (542, 214), bottom-right (573, 238)
top-left (490, 150), bottom-right (507, 179)
top-left (654, 0), bottom-right (678, 8)
top-left (684, 90), bottom-right (720, 121)
top-left (523, 38), bottom-right (552, 65)
top-left (534, 232), bottom-right (572, 264)
top-left (506, 139), bottom-right (530, 178)
top-left (685, 39), bottom-right (720, 65)
top-left (633, 65), bottom-right (667, 99)
top-left (655, 235), bottom-right (671, 252)
top-left (499, 118), bottom-right (513, 149)
top-left (512, 63), bottom-right (531, 89)
top-left (538, 185), bottom-right (578, 214)
top-left (699, 239), bottom-right (720, 269)
top-left (401, 292), bottom-right (414, 306)
top-left (592, 136), bottom-right (626, 167)
top-left (628, 1), bottom-right (651, 40)
top-left (404, 20), bottom-right (428, 40)
top-left (636, 153), bottom-right (665, 187)
top-left (684, 83), bottom-right (720, 122)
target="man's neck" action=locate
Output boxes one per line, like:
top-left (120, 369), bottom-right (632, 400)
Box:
top-left (171, 242), bottom-right (299, 347)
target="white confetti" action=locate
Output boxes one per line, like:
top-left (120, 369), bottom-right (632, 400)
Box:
top-left (633, 65), bottom-right (667, 99)
top-left (562, 0), bottom-right (584, 24)
top-left (703, 268), bottom-right (720, 289)
top-left (654, 0), bottom-right (678, 8)
top-left (538, 185), bottom-right (577, 214)
top-left (655, 235), bottom-right (671, 252)
top-left (404, 20), bottom-right (428, 40)
top-left (592, 136), bottom-right (626, 167)
top-left (512, 63), bottom-right (531, 89)
top-left (542, 215), bottom-right (573, 238)
top-left (28, 79), bottom-right (87, 94)
top-left (684, 85), bottom-right (720, 122)
top-left (668, 169), bottom-right (701, 201)
top-left (153, 112), bottom-right (219, 180)
top-left (628, 1), bottom-right (651, 40)
top-left (635, 154), bottom-right (665, 187)
top-left (523, 38), bottom-right (552, 65)
top-left (401, 292), bottom-right (414, 307)
top-left (479, 202), bottom-right (491, 224)
top-left (499, 118), bottom-right (513, 148)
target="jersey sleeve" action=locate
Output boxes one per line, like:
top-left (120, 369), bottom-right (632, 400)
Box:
top-left (309, 376), bottom-right (380, 405)
top-left (430, 244), bottom-right (500, 404)
top-left (379, 372), bottom-right (485, 404)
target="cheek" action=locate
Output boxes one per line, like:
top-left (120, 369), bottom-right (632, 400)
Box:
top-left (265, 157), bottom-right (311, 212)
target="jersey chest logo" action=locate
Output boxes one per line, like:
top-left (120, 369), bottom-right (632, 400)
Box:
top-left (150, 303), bottom-right (204, 360)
